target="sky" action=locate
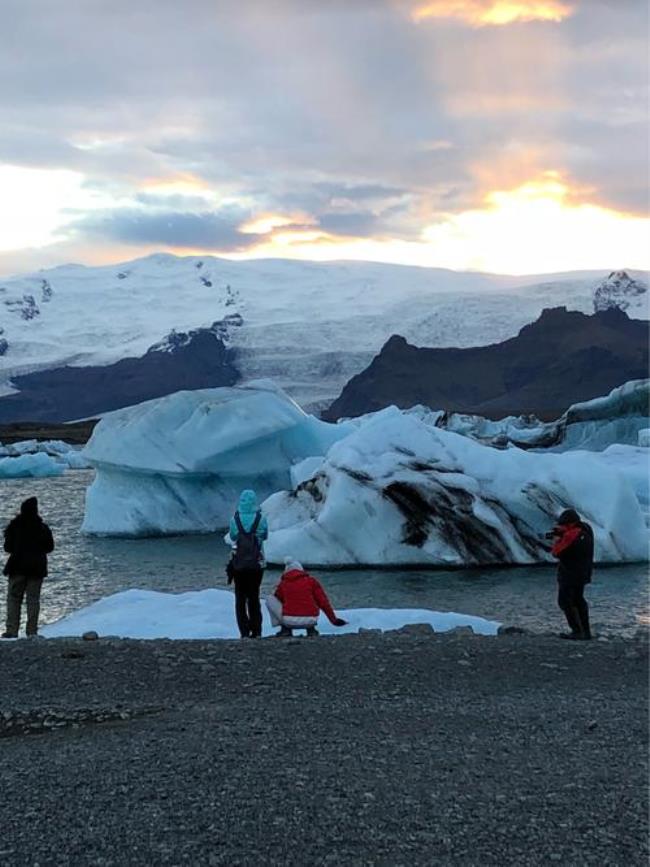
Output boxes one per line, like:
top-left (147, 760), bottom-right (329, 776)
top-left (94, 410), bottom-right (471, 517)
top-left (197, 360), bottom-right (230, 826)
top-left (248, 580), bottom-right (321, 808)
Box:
top-left (0, 0), bottom-right (648, 277)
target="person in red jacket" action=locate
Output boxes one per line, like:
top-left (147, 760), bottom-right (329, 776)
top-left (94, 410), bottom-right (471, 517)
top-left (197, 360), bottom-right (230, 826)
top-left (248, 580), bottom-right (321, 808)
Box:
top-left (266, 558), bottom-right (347, 637)
top-left (550, 508), bottom-right (594, 640)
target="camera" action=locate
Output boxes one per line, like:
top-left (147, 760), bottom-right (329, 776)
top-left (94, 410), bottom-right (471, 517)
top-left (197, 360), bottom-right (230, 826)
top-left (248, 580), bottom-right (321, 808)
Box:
top-left (544, 531), bottom-right (556, 540)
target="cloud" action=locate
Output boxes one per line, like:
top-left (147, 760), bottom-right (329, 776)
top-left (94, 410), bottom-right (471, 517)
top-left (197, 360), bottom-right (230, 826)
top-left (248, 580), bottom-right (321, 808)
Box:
top-left (0, 0), bottom-right (647, 272)
top-left (68, 207), bottom-right (258, 252)
top-left (410, 1), bottom-right (574, 26)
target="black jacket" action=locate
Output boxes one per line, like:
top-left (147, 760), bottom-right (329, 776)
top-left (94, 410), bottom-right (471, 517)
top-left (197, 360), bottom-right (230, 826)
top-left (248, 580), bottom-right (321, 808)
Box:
top-left (556, 521), bottom-right (594, 585)
top-left (3, 505), bottom-right (54, 580)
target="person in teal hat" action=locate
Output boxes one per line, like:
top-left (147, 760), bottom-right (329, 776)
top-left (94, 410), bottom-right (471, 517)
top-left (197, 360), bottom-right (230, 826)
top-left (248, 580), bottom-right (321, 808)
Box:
top-left (227, 490), bottom-right (268, 638)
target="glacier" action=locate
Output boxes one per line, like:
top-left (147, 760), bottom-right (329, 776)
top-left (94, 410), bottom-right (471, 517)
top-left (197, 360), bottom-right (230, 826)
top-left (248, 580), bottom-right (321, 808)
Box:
top-left (40, 588), bottom-right (500, 640)
top-left (81, 382), bottom-right (351, 536)
top-left (1, 253), bottom-right (647, 414)
top-left (263, 409), bottom-right (648, 568)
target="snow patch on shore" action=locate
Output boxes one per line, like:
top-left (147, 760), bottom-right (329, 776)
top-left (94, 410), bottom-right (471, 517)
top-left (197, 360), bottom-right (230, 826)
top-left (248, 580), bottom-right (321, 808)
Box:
top-left (40, 588), bottom-right (500, 639)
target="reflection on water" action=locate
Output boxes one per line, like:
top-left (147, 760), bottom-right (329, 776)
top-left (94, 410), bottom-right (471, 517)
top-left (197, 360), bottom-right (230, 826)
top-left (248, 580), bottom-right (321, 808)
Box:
top-left (0, 471), bottom-right (648, 636)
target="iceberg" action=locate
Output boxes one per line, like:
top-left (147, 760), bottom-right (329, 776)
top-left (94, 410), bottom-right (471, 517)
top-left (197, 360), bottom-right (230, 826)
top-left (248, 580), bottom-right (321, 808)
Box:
top-left (343, 381), bottom-right (649, 453)
top-left (596, 445), bottom-right (650, 520)
top-left (0, 438), bottom-right (91, 469)
top-left (0, 452), bottom-right (65, 479)
top-left (40, 588), bottom-right (500, 639)
top-left (82, 382), bottom-right (351, 536)
top-left (422, 380), bottom-right (650, 452)
top-left (264, 408), bottom-right (648, 567)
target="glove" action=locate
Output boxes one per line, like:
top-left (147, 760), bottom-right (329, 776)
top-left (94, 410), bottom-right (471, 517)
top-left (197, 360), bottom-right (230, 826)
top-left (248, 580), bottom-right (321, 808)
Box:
top-left (333, 618), bottom-right (347, 627)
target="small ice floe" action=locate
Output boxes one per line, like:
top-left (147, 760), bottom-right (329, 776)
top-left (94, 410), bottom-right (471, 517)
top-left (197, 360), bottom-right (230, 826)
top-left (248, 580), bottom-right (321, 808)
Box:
top-left (40, 588), bottom-right (500, 640)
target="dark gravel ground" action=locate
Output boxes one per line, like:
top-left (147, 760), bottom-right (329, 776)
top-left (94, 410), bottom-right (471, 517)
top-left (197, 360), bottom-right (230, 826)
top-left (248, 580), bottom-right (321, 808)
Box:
top-left (0, 629), bottom-right (648, 866)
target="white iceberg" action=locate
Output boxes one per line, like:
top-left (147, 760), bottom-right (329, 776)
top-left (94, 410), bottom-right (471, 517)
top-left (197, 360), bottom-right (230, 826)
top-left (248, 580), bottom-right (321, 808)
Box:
top-left (264, 408), bottom-right (648, 567)
top-left (82, 382), bottom-right (351, 536)
top-left (40, 588), bottom-right (500, 639)
top-left (0, 438), bottom-right (91, 470)
top-left (0, 452), bottom-right (65, 479)
top-left (596, 445), bottom-right (650, 520)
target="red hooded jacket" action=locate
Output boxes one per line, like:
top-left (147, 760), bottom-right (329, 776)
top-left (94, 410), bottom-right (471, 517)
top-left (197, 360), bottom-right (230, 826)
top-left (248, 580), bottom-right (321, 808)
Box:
top-left (274, 569), bottom-right (338, 623)
top-left (551, 521), bottom-right (594, 584)
top-left (551, 525), bottom-right (582, 557)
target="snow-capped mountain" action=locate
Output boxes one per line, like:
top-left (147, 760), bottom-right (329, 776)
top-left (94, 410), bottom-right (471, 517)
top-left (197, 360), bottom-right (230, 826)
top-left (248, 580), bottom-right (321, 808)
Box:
top-left (593, 270), bottom-right (648, 313)
top-left (0, 253), bottom-right (647, 416)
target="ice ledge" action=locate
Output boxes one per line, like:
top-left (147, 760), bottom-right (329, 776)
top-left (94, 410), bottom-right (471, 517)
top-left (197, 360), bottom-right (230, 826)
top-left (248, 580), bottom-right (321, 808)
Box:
top-left (40, 589), bottom-right (500, 640)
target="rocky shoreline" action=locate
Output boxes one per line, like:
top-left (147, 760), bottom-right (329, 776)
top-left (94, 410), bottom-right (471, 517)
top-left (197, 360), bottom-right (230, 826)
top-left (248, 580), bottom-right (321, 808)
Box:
top-left (0, 629), bottom-right (648, 866)
top-left (0, 419), bottom-right (96, 444)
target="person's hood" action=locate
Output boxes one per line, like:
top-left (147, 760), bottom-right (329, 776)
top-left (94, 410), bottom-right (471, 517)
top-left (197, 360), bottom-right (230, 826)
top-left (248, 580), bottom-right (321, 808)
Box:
top-left (283, 556), bottom-right (304, 574)
top-left (557, 508), bottom-right (580, 527)
top-left (238, 489), bottom-right (258, 515)
top-left (281, 568), bottom-right (309, 582)
top-left (20, 497), bottom-right (39, 519)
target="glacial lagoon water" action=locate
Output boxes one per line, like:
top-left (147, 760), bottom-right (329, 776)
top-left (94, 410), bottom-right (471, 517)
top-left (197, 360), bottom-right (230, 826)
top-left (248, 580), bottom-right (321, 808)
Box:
top-left (0, 470), bottom-right (648, 636)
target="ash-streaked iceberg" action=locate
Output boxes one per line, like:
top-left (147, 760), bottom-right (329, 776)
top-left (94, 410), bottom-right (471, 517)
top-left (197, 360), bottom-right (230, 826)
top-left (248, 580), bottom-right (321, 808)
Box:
top-left (82, 382), bottom-right (351, 536)
top-left (264, 409), bottom-right (648, 568)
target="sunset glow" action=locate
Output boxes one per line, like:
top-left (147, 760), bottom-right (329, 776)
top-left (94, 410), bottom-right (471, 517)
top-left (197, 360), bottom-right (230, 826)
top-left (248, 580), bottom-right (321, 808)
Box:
top-left (0, 1), bottom-right (646, 278)
top-left (411, 1), bottom-right (574, 26)
top-left (0, 165), bottom-right (103, 252)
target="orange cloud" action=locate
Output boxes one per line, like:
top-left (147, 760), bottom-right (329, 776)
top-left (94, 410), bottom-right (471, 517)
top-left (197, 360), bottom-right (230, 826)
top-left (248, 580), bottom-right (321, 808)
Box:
top-left (138, 172), bottom-right (212, 195)
top-left (239, 212), bottom-right (317, 235)
top-left (411, 1), bottom-right (574, 26)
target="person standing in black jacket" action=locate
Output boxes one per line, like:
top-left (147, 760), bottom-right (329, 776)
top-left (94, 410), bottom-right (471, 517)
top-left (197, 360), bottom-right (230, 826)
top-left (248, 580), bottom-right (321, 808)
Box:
top-left (2, 497), bottom-right (54, 638)
top-left (550, 508), bottom-right (594, 641)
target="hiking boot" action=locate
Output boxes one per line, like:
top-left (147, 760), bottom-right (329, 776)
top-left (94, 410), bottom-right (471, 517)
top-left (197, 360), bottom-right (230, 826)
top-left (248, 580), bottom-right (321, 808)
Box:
top-left (305, 626), bottom-right (319, 637)
top-left (1, 632), bottom-right (18, 639)
top-left (274, 627), bottom-right (293, 638)
top-left (559, 632), bottom-right (581, 640)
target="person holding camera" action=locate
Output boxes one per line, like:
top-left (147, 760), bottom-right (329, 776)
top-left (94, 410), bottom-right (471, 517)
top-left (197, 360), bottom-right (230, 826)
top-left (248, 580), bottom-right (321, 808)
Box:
top-left (549, 509), bottom-right (594, 641)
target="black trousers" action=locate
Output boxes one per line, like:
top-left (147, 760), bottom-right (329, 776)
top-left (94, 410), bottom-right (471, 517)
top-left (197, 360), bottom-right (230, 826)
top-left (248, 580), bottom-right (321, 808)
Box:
top-left (557, 579), bottom-right (590, 637)
top-left (233, 568), bottom-right (264, 637)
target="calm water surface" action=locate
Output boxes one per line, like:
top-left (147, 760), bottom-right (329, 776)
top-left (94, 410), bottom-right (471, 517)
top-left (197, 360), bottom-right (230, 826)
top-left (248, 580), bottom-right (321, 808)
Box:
top-left (0, 471), bottom-right (648, 636)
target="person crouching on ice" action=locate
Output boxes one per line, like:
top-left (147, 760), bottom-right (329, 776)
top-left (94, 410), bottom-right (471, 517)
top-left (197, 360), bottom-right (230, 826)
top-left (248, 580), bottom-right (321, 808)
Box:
top-left (266, 558), bottom-right (347, 637)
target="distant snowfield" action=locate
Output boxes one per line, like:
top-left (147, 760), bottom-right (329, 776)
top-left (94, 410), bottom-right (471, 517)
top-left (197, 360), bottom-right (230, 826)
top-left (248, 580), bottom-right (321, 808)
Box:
top-left (1, 253), bottom-right (645, 410)
top-left (40, 587), bottom-right (500, 639)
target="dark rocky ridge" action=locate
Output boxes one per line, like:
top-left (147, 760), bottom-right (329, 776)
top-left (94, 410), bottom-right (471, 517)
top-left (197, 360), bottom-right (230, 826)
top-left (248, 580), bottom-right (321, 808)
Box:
top-left (0, 320), bottom-right (240, 423)
top-left (0, 420), bottom-right (96, 444)
top-left (324, 307), bottom-right (650, 421)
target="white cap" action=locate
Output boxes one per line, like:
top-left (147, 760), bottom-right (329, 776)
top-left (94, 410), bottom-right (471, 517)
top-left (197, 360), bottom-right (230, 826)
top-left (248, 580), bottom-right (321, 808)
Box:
top-left (283, 556), bottom-right (304, 573)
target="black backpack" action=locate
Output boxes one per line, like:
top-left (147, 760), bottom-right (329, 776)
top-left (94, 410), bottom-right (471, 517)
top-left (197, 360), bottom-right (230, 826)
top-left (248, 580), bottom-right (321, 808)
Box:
top-left (231, 511), bottom-right (263, 571)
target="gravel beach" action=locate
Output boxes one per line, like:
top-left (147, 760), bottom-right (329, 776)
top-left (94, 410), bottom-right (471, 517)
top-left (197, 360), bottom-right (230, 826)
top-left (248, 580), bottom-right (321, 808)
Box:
top-left (0, 629), bottom-right (648, 866)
